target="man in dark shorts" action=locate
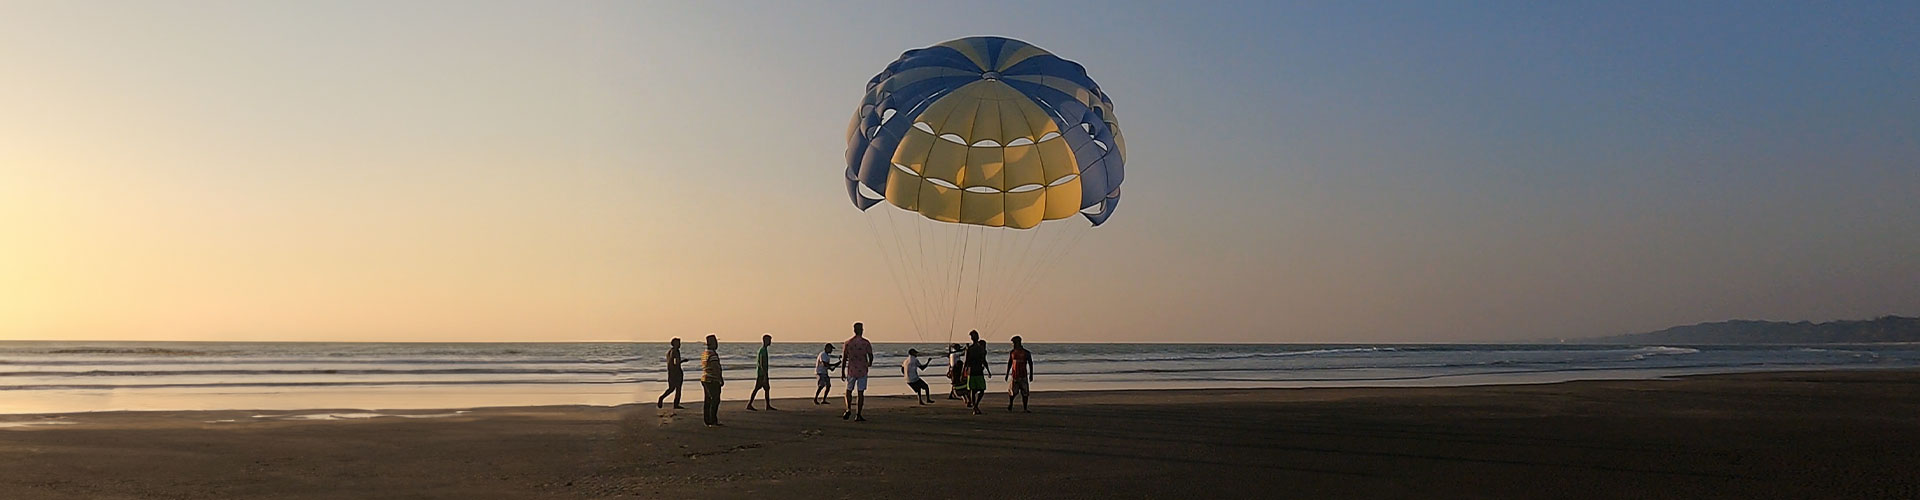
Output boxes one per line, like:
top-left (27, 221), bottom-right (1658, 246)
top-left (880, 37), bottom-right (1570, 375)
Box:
top-left (964, 331), bottom-right (990, 415)
top-left (700, 334), bottom-right (723, 427)
top-left (1006, 335), bottom-right (1033, 412)
top-left (946, 343), bottom-right (966, 400)
top-left (901, 348), bottom-right (935, 404)
top-left (746, 334), bottom-right (778, 411)
top-left (655, 338), bottom-right (689, 409)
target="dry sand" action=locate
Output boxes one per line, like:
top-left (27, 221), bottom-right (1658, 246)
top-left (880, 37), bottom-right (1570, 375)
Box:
top-left (2, 370), bottom-right (1917, 499)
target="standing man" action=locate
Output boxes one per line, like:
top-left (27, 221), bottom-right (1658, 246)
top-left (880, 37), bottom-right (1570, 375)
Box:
top-left (700, 334), bottom-right (723, 427)
top-left (812, 344), bottom-right (841, 404)
top-left (964, 331), bottom-right (991, 415)
top-left (1006, 336), bottom-right (1034, 412)
top-left (946, 343), bottom-right (966, 400)
top-left (746, 334), bottom-right (778, 411)
top-left (841, 322), bottom-right (874, 422)
top-left (656, 338), bottom-right (689, 409)
top-left (902, 348), bottom-right (935, 404)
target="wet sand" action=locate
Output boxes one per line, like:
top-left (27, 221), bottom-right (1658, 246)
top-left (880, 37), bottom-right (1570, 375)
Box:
top-left (2, 370), bottom-right (1917, 498)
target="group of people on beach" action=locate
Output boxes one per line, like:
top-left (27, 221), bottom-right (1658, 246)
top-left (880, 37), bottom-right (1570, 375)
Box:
top-left (653, 322), bottom-right (1034, 427)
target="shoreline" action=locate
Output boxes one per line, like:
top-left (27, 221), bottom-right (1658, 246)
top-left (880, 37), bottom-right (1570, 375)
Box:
top-left (4, 365), bottom-right (1916, 418)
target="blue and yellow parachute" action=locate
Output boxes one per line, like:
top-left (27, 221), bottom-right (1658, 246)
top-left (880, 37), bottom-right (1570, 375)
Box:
top-left (845, 36), bottom-right (1125, 229)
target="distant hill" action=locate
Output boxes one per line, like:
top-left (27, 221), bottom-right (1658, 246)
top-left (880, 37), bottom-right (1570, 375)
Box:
top-left (1591, 316), bottom-right (1920, 344)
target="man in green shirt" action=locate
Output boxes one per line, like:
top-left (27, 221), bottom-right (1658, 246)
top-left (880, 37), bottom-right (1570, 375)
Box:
top-left (746, 334), bottom-right (779, 411)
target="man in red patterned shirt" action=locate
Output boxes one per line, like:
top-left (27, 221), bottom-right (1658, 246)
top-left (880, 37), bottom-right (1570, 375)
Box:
top-left (840, 322), bottom-right (874, 422)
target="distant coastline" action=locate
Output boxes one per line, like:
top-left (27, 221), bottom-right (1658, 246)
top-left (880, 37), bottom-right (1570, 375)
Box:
top-left (1589, 315), bottom-right (1920, 344)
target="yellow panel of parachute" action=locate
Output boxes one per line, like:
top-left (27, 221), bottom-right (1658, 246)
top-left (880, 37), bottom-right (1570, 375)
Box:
top-left (886, 80), bottom-right (1082, 229)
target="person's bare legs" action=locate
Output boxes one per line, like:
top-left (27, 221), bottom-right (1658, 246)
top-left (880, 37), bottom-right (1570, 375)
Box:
top-left (841, 385), bottom-right (853, 419)
top-left (855, 390), bottom-right (866, 421)
top-left (762, 383), bottom-right (778, 411)
top-left (746, 385), bottom-right (761, 411)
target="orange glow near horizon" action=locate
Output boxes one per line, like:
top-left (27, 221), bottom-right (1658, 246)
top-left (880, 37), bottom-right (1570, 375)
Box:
top-left (4, 3), bottom-right (1915, 343)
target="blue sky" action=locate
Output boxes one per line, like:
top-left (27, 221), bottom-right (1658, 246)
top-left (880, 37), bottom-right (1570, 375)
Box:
top-left (2, 1), bottom-right (1915, 342)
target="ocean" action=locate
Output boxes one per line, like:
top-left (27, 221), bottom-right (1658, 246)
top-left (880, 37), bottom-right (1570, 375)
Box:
top-left (4, 341), bottom-right (1917, 414)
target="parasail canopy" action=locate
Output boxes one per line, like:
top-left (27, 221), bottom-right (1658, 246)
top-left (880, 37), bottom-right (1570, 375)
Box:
top-left (845, 36), bottom-right (1125, 229)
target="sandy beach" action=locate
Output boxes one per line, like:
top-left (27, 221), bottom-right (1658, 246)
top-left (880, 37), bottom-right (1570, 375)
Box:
top-left (2, 369), bottom-right (1916, 499)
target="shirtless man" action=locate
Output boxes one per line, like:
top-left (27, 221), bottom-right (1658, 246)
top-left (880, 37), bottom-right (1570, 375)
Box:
top-left (1006, 336), bottom-right (1034, 412)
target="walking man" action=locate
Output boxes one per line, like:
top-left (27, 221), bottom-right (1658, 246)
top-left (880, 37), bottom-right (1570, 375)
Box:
top-left (746, 334), bottom-right (778, 411)
top-left (700, 334), bottom-right (723, 427)
top-left (1006, 335), bottom-right (1034, 412)
top-left (656, 338), bottom-right (689, 409)
top-left (965, 331), bottom-right (991, 415)
top-left (841, 322), bottom-right (874, 421)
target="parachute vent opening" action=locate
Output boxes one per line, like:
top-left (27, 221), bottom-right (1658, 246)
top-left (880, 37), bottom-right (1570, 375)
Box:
top-left (1037, 131), bottom-right (1061, 142)
top-left (881, 108), bottom-right (897, 123)
top-left (971, 139), bottom-right (1001, 147)
top-left (1093, 140), bottom-right (1108, 151)
top-left (856, 181), bottom-right (885, 201)
top-left (1006, 137), bottom-right (1034, 146)
top-left (893, 162), bottom-right (919, 176)
top-left (938, 133), bottom-right (967, 144)
top-left (913, 122), bottom-right (935, 134)
top-left (1080, 123), bottom-right (1092, 133)
top-left (1047, 174), bottom-right (1079, 187)
top-left (927, 177), bottom-right (960, 189)
top-left (1079, 202), bottom-right (1105, 215)
top-left (1007, 183), bottom-right (1044, 193)
top-left (963, 186), bottom-right (998, 194)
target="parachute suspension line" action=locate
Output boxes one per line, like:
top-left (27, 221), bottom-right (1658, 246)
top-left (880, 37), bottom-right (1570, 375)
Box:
top-left (951, 223), bottom-right (971, 342)
top-left (1006, 223), bottom-right (1087, 332)
top-left (984, 226), bottom-right (1043, 334)
top-left (985, 222), bottom-right (1060, 334)
top-left (929, 221), bottom-right (948, 343)
top-left (989, 221), bottom-right (1093, 334)
top-left (972, 225), bottom-right (986, 337)
top-left (892, 207), bottom-right (938, 341)
top-left (934, 221), bottom-right (955, 343)
top-left (863, 210), bottom-right (925, 339)
top-left (910, 207), bottom-right (939, 341)
top-left (892, 210), bottom-right (934, 339)
top-left (948, 225), bottom-right (973, 344)
top-left (977, 226), bottom-right (1021, 336)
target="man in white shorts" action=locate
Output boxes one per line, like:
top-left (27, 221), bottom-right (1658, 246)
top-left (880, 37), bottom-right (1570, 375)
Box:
top-left (812, 343), bottom-right (841, 405)
top-left (841, 322), bottom-right (874, 422)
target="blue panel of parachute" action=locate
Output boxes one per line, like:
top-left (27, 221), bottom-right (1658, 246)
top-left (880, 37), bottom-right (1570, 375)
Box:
top-left (844, 36), bottom-right (1125, 226)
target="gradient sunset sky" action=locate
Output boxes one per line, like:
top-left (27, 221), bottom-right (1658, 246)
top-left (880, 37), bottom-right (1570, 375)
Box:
top-left (3, 1), bottom-right (1916, 343)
